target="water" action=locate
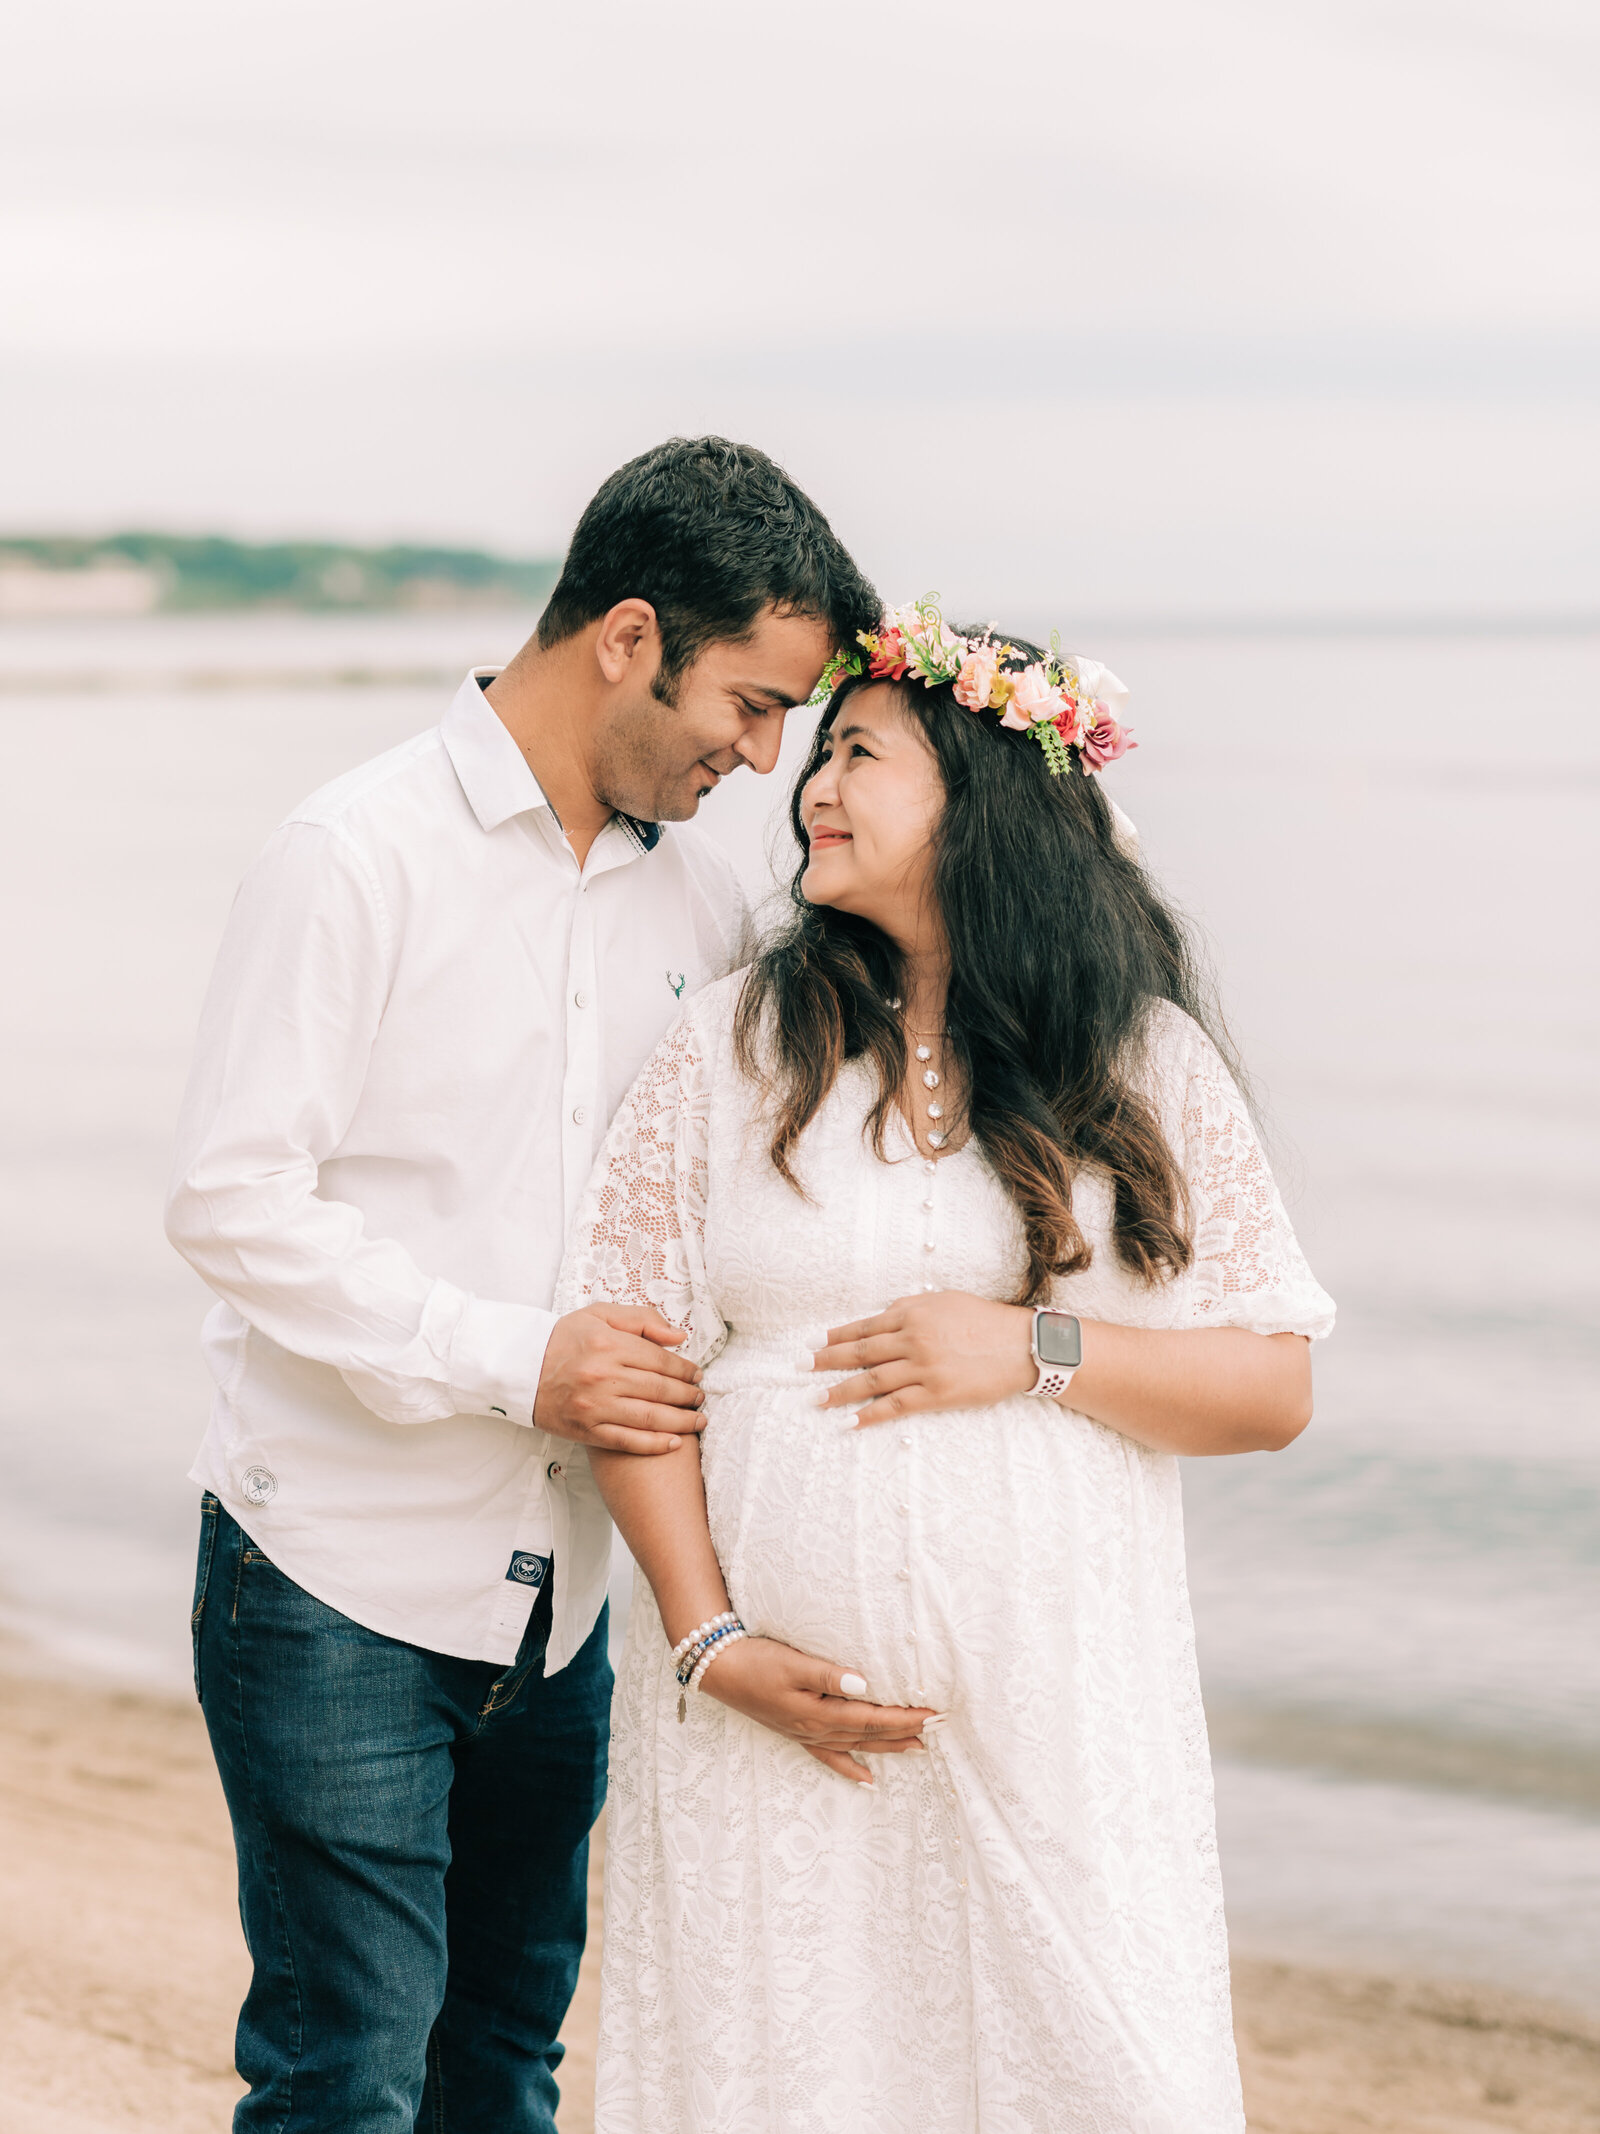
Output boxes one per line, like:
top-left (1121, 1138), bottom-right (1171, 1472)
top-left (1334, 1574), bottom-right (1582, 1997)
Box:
top-left (1, 611), bottom-right (1596, 2009)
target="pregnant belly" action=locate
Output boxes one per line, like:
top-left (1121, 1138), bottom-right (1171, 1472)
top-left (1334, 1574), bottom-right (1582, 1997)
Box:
top-left (698, 1378), bottom-right (1011, 1710)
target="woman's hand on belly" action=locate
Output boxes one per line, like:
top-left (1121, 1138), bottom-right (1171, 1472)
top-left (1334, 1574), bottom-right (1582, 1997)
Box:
top-left (700, 1638), bottom-right (938, 1788)
top-left (812, 1290), bottom-right (1034, 1426)
top-left (813, 1291), bottom-right (1315, 1454)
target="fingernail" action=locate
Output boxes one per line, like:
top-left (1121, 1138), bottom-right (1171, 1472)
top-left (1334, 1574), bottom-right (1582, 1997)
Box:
top-left (905, 1739), bottom-right (927, 1752)
top-left (856, 1779), bottom-right (877, 1792)
top-left (839, 1673), bottom-right (868, 1697)
top-left (668, 1436), bottom-right (682, 1450)
top-left (920, 1714), bottom-right (949, 1730)
top-left (799, 1354), bottom-right (815, 1372)
top-left (812, 1390), bottom-right (830, 1409)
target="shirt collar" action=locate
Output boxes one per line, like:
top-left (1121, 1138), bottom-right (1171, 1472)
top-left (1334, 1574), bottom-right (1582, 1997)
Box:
top-left (441, 670), bottom-right (662, 853)
top-left (442, 671), bottom-right (549, 833)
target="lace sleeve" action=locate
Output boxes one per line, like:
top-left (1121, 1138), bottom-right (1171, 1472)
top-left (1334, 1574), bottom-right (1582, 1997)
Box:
top-left (1178, 1022), bottom-right (1336, 1340)
top-left (553, 1013), bottom-right (725, 1366)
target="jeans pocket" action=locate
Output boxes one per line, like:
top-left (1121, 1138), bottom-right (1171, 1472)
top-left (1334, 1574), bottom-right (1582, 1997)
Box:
top-left (191, 1492), bottom-right (220, 1704)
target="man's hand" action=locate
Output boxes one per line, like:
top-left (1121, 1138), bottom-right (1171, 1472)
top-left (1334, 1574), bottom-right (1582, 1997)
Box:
top-left (699, 1637), bottom-right (938, 1786)
top-left (534, 1303), bottom-right (706, 1455)
top-left (811, 1291), bottom-right (1034, 1428)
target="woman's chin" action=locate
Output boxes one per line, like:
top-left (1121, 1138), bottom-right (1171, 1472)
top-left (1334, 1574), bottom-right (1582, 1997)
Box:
top-left (800, 859), bottom-right (847, 909)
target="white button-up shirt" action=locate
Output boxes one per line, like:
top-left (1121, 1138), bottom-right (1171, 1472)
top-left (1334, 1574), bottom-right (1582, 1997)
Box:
top-left (167, 672), bottom-right (748, 1671)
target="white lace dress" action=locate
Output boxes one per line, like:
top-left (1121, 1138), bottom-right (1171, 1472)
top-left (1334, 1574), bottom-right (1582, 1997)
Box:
top-left (555, 972), bottom-right (1335, 2134)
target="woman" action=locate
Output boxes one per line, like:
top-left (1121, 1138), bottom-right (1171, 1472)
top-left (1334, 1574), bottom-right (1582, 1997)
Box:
top-left (555, 601), bottom-right (1334, 2133)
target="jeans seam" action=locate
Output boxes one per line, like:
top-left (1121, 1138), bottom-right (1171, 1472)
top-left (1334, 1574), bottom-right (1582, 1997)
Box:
top-left (226, 1522), bottom-right (306, 2132)
top-left (426, 2029), bottom-right (446, 2133)
top-left (191, 1497), bottom-right (219, 1705)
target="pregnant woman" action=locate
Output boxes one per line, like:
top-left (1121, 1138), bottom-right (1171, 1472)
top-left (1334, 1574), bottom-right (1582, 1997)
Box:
top-left (556, 601), bottom-right (1335, 2133)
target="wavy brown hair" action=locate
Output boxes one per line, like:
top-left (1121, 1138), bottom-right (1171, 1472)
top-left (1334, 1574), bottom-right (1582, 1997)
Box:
top-left (733, 641), bottom-right (1243, 1305)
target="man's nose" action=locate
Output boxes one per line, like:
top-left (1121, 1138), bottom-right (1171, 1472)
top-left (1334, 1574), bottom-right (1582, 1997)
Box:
top-left (735, 708), bottom-right (788, 777)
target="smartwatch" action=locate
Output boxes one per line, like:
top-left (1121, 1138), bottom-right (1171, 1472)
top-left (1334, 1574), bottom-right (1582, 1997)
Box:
top-left (1028, 1308), bottom-right (1082, 1399)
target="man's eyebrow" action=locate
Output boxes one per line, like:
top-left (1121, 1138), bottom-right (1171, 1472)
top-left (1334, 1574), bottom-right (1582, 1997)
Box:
top-left (732, 681), bottom-right (801, 710)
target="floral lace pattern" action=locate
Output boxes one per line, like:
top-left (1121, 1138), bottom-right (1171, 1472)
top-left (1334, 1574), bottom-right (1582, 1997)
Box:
top-left (556, 977), bottom-right (1334, 2134)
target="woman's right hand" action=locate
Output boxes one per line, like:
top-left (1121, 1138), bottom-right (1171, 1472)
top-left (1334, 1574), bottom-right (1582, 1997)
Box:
top-left (698, 1637), bottom-right (939, 1787)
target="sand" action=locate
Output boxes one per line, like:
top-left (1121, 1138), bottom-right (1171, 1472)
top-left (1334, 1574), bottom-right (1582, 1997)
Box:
top-left (0, 1666), bottom-right (1595, 2134)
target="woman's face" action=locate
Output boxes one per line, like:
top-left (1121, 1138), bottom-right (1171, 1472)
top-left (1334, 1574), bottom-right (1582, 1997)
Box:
top-left (798, 683), bottom-right (946, 948)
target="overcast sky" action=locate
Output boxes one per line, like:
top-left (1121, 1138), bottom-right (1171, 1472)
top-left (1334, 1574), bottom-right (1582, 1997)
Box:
top-left (3, 0), bottom-right (1597, 617)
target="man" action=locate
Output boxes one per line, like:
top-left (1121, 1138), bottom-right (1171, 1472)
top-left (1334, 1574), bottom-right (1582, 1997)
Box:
top-left (167, 438), bottom-right (906, 2131)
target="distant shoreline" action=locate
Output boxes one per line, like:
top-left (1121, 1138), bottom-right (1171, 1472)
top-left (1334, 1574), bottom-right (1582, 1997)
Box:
top-left (0, 532), bottom-right (558, 620)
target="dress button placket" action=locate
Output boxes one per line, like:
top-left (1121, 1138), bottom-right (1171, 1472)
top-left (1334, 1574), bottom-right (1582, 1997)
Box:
top-left (903, 1151), bottom-right (930, 1671)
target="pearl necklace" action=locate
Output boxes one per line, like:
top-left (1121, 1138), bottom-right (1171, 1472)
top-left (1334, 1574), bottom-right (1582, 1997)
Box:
top-left (892, 996), bottom-right (949, 1151)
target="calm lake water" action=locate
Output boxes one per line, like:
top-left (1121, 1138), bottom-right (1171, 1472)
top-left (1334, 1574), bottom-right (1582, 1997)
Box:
top-left (1, 609), bottom-right (1596, 2010)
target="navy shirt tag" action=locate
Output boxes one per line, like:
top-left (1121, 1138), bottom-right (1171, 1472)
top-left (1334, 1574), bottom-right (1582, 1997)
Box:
top-left (505, 1550), bottom-right (551, 1589)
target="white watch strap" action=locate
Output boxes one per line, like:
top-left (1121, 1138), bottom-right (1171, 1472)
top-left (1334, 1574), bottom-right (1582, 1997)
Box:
top-left (1028, 1359), bottom-right (1075, 1399)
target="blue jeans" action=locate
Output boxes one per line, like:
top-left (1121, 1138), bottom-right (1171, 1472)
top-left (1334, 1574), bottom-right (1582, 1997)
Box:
top-left (193, 1494), bottom-right (611, 2133)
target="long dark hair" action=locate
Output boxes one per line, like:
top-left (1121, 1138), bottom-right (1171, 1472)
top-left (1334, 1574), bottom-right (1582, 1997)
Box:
top-left (734, 639), bottom-right (1240, 1304)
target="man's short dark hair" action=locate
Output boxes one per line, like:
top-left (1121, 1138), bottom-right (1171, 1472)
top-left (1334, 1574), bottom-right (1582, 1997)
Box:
top-left (537, 437), bottom-right (879, 697)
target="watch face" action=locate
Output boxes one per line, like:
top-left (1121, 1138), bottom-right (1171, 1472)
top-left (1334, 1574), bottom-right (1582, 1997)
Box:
top-left (1037, 1312), bottom-right (1083, 1369)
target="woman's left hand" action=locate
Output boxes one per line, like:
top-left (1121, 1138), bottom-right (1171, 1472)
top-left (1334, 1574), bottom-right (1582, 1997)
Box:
top-left (812, 1291), bottom-right (1035, 1426)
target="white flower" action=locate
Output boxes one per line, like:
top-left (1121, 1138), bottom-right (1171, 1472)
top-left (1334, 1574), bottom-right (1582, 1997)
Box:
top-left (1068, 656), bottom-right (1130, 719)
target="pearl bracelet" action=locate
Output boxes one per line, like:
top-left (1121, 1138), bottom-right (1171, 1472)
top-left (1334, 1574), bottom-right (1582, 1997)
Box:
top-left (689, 1625), bottom-right (748, 1690)
top-left (675, 1620), bottom-right (745, 1686)
top-left (669, 1611), bottom-right (737, 1669)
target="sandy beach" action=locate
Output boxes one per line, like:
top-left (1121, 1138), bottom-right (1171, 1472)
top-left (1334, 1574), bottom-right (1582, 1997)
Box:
top-left (1, 1664), bottom-right (1596, 2134)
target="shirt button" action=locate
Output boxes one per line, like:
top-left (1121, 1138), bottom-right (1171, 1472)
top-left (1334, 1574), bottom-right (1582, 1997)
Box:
top-left (900, 1435), bottom-right (913, 1449)
top-left (923, 1160), bottom-right (936, 1175)
top-left (547, 1460), bottom-right (563, 1479)
top-left (896, 1567), bottom-right (911, 1581)
top-left (921, 1283), bottom-right (936, 1293)
top-left (572, 1105), bottom-right (589, 1126)
top-left (922, 1197), bottom-right (935, 1211)
top-left (573, 989), bottom-right (589, 1010)
top-left (923, 1240), bottom-right (936, 1252)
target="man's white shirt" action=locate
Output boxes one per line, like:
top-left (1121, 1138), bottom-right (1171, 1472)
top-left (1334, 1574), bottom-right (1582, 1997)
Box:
top-left (167, 672), bottom-right (749, 1672)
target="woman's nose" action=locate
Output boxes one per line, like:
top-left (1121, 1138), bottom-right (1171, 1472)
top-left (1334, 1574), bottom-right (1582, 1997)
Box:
top-left (804, 759), bottom-right (839, 809)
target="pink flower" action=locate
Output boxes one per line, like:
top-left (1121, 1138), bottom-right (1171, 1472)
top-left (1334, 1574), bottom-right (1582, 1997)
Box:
top-left (1008, 664), bottom-right (1065, 725)
top-left (953, 649), bottom-right (997, 713)
top-left (867, 628), bottom-right (908, 681)
top-left (1079, 710), bottom-right (1136, 770)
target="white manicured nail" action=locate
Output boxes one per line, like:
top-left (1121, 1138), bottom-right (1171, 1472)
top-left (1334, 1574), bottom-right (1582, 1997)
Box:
top-left (839, 1673), bottom-right (869, 1697)
top-left (812, 1389), bottom-right (832, 1408)
top-left (920, 1714), bottom-right (950, 1730)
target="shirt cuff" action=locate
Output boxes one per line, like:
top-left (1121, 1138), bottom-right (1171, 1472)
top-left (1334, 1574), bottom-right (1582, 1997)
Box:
top-left (448, 1297), bottom-right (558, 1426)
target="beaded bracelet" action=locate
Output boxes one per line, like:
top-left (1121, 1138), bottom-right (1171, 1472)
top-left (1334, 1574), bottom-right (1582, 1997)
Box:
top-left (669, 1612), bottom-right (737, 1671)
top-left (674, 1619), bottom-right (744, 1687)
top-left (689, 1625), bottom-right (748, 1691)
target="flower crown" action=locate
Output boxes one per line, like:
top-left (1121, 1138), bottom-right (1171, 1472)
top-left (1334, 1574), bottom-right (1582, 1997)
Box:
top-left (808, 594), bottom-right (1134, 777)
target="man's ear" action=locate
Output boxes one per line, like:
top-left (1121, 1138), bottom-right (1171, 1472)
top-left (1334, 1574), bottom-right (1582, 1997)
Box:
top-left (593, 599), bottom-right (660, 687)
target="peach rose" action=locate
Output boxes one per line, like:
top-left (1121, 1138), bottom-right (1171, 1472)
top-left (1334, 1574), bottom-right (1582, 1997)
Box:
top-left (1008, 664), bottom-right (1065, 725)
top-left (953, 649), bottom-right (998, 713)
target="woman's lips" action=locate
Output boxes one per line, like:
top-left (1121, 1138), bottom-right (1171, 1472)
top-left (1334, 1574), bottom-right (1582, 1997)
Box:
top-left (809, 829), bottom-right (851, 848)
